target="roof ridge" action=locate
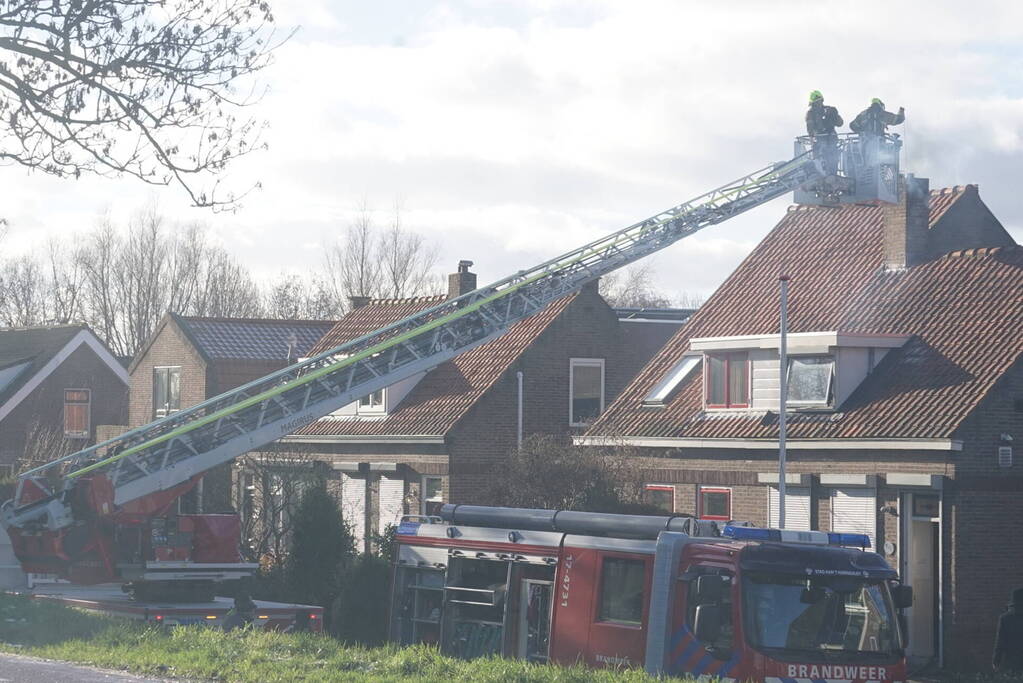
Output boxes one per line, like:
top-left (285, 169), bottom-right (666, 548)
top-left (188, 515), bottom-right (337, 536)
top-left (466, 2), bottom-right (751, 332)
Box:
top-left (929, 184), bottom-right (976, 196)
top-left (0, 323), bottom-right (87, 332)
top-left (944, 244), bottom-right (1022, 259)
top-left (180, 316), bottom-right (336, 325)
top-left (366, 294), bottom-right (447, 306)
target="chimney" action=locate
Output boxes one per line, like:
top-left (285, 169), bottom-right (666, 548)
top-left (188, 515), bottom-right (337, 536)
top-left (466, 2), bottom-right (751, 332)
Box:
top-left (348, 295), bottom-right (371, 309)
top-left (447, 260), bottom-right (477, 299)
top-left (882, 174), bottom-right (930, 270)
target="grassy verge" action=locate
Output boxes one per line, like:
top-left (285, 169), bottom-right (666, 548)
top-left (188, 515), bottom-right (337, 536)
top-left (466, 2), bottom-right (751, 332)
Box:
top-left (0, 593), bottom-right (667, 682)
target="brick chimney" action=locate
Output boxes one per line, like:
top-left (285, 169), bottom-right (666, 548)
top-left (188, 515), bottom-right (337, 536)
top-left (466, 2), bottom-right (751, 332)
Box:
top-left (447, 260), bottom-right (477, 299)
top-left (882, 174), bottom-right (930, 270)
top-left (348, 295), bottom-right (371, 309)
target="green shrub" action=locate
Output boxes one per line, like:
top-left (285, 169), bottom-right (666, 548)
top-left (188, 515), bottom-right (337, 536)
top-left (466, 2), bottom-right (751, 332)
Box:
top-left (330, 554), bottom-right (391, 645)
top-left (286, 485), bottom-right (356, 613)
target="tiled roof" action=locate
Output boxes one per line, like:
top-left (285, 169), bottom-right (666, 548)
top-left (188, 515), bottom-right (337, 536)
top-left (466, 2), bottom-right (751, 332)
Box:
top-left (175, 315), bottom-right (337, 361)
top-left (588, 187), bottom-right (1023, 441)
top-left (307, 295), bottom-right (446, 356)
top-left (297, 294), bottom-right (577, 437)
top-left (0, 325), bottom-right (89, 405)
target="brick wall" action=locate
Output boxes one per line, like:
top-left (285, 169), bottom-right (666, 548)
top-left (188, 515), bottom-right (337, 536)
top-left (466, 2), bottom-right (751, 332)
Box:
top-left (128, 318), bottom-right (207, 428)
top-left (0, 342), bottom-right (127, 467)
top-left (448, 284), bottom-right (632, 502)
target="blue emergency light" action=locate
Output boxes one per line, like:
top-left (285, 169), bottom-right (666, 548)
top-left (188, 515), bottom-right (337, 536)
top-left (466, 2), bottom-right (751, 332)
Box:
top-left (722, 525), bottom-right (871, 548)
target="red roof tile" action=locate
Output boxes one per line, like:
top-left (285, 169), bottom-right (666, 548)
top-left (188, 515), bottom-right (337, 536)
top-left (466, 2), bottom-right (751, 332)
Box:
top-left (298, 294), bottom-right (578, 436)
top-left (589, 188), bottom-right (1023, 441)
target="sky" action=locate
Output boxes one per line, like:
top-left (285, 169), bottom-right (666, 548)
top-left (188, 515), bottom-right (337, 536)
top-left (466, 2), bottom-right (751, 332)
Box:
top-left (3, 0), bottom-right (1022, 301)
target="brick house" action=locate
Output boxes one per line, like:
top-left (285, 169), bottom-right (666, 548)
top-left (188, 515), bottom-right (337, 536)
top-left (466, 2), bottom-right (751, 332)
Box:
top-left (580, 177), bottom-right (1022, 669)
top-left (0, 324), bottom-right (127, 472)
top-left (271, 262), bottom-right (680, 553)
top-left (126, 314), bottom-right (336, 510)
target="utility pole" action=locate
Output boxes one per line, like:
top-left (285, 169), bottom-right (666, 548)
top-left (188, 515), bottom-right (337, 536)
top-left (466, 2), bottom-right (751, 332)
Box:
top-left (778, 275), bottom-right (790, 529)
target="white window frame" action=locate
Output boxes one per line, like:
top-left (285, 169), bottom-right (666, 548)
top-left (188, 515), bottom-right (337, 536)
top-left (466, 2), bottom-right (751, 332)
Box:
top-left (421, 475), bottom-right (444, 516)
top-left (698, 485), bottom-right (732, 521)
top-left (786, 354), bottom-right (835, 407)
top-left (644, 484), bottom-right (675, 513)
top-left (357, 388), bottom-right (386, 415)
top-left (643, 355), bottom-right (701, 406)
top-left (569, 358), bottom-right (605, 427)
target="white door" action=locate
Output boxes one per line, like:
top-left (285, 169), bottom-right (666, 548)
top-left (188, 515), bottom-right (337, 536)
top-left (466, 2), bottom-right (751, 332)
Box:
top-left (904, 498), bottom-right (938, 662)
top-left (340, 473), bottom-right (367, 553)
top-left (768, 486), bottom-right (811, 530)
top-left (831, 487), bottom-right (876, 548)
top-left (378, 476), bottom-right (406, 535)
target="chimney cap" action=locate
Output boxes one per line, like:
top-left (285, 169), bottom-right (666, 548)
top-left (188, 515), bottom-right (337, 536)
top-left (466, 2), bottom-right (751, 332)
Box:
top-left (457, 260), bottom-right (474, 273)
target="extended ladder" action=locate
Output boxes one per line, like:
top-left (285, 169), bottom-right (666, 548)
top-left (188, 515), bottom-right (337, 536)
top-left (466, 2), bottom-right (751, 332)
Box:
top-left (4, 152), bottom-right (824, 532)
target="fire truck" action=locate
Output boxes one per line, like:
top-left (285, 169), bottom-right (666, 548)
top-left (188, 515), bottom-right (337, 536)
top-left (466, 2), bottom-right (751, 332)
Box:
top-left (1, 132), bottom-right (901, 601)
top-left (390, 505), bottom-right (913, 682)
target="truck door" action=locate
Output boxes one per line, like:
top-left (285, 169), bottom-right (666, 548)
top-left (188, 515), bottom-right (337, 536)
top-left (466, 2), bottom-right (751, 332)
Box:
top-left (668, 563), bottom-right (740, 680)
top-left (586, 550), bottom-right (652, 669)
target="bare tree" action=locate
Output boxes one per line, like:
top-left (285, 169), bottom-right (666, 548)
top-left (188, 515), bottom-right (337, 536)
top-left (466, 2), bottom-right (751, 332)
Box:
top-left (599, 262), bottom-right (675, 309)
top-left (0, 253), bottom-right (47, 326)
top-left (235, 444), bottom-right (323, 566)
top-left (378, 199), bottom-right (439, 299)
top-left (487, 434), bottom-right (659, 514)
top-left (263, 272), bottom-right (309, 320)
top-left (335, 199), bottom-right (380, 300)
top-left (0, 0), bottom-right (286, 208)
top-left (45, 239), bottom-right (85, 324)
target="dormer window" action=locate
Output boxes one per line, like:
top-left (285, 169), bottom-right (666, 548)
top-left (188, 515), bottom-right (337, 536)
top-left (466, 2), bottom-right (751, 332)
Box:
top-left (358, 389), bottom-right (385, 414)
top-left (787, 355), bottom-right (835, 406)
top-left (706, 352), bottom-right (749, 409)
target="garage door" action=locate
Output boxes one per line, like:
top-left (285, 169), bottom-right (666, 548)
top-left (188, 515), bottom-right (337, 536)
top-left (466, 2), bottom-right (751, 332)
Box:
top-left (831, 487), bottom-right (876, 547)
top-left (768, 486), bottom-right (811, 530)
top-left (379, 476), bottom-right (406, 535)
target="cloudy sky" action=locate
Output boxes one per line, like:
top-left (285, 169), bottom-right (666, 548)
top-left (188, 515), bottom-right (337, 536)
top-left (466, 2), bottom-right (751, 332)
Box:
top-left (3, 0), bottom-right (1022, 300)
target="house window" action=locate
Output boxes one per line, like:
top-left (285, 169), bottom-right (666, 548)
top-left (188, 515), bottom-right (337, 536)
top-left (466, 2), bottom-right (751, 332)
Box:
top-left (570, 358), bottom-right (605, 426)
top-left (597, 557), bottom-right (645, 625)
top-left (644, 484), bottom-right (674, 513)
top-left (153, 366), bottom-right (181, 419)
top-left (63, 389), bottom-right (90, 439)
top-left (358, 389), bottom-right (385, 412)
top-left (699, 487), bottom-right (731, 520)
top-left (422, 476), bottom-right (444, 516)
top-left (787, 355), bottom-right (835, 405)
top-left (705, 352), bottom-right (748, 408)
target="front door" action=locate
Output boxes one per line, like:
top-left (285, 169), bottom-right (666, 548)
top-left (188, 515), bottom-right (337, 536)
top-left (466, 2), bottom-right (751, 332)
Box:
top-left (902, 493), bottom-right (940, 664)
top-left (518, 580), bottom-right (553, 663)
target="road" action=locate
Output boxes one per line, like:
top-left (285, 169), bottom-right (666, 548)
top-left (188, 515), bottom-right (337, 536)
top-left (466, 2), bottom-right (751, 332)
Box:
top-left (0, 652), bottom-right (173, 682)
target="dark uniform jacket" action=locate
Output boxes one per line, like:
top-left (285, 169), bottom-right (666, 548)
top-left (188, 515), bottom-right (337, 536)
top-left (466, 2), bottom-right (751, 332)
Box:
top-left (806, 104), bottom-right (843, 136)
top-left (850, 105), bottom-right (904, 135)
top-left (993, 605), bottom-right (1023, 671)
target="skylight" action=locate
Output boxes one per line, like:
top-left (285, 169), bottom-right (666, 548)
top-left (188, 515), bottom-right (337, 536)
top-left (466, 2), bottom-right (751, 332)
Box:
top-left (643, 355), bottom-right (701, 406)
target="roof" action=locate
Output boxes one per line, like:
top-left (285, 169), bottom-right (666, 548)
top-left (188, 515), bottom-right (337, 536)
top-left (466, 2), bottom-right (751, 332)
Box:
top-left (307, 296), bottom-right (446, 356)
top-left (588, 186), bottom-right (1023, 442)
top-left (0, 324), bottom-right (128, 419)
top-left (172, 314), bottom-right (337, 362)
top-left (296, 293), bottom-right (578, 437)
top-left (614, 308), bottom-right (696, 322)
top-left (0, 325), bottom-right (87, 405)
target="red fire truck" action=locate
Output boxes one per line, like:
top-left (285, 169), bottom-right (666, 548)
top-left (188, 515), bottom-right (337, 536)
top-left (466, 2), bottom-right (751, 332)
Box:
top-left (390, 505), bottom-right (913, 683)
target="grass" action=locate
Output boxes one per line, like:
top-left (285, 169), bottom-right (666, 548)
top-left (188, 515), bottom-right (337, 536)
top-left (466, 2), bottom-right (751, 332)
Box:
top-left (0, 593), bottom-right (669, 682)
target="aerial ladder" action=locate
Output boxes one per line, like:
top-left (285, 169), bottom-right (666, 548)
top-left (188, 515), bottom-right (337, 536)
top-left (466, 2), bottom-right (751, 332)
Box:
top-left (1, 134), bottom-right (901, 598)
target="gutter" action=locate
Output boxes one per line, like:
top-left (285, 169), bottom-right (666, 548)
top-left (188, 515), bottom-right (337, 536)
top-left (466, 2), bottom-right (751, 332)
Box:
top-left (573, 435), bottom-right (963, 451)
top-left (280, 434), bottom-right (445, 445)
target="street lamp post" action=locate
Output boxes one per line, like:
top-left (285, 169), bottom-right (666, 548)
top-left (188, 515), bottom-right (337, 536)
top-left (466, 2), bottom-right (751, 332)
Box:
top-left (778, 275), bottom-right (790, 529)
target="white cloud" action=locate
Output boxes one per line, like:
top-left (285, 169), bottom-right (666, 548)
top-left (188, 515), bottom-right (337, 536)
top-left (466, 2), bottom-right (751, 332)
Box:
top-left (2, 0), bottom-right (1022, 299)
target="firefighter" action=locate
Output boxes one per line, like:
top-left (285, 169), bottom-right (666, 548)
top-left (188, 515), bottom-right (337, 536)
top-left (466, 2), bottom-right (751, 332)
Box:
top-left (850, 98), bottom-right (905, 136)
top-left (805, 90), bottom-right (843, 175)
top-left (223, 593), bottom-right (257, 632)
top-left (993, 587), bottom-right (1023, 673)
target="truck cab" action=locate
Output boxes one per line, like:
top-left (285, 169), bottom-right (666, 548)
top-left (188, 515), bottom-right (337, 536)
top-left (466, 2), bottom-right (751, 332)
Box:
top-left (390, 506), bottom-right (910, 683)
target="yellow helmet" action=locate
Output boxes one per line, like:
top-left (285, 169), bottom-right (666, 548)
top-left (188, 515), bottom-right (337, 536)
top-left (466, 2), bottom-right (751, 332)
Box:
top-left (871, 97), bottom-right (884, 106)
top-left (809, 90), bottom-right (823, 103)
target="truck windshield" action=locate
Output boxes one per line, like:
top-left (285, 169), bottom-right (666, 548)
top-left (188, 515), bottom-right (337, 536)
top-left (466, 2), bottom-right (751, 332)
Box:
top-left (742, 572), bottom-right (900, 657)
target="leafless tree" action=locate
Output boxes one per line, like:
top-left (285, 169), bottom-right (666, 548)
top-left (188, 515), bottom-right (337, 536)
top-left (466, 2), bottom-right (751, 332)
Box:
top-left (334, 199), bottom-right (380, 300)
top-left (235, 444), bottom-right (323, 566)
top-left (487, 434), bottom-right (659, 514)
top-left (378, 199), bottom-right (439, 299)
top-left (0, 0), bottom-right (286, 208)
top-left (263, 272), bottom-right (309, 320)
top-left (0, 252), bottom-right (47, 326)
top-left (600, 262), bottom-right (675, 309)
top-left (45, 239), bottom-right (85, 324)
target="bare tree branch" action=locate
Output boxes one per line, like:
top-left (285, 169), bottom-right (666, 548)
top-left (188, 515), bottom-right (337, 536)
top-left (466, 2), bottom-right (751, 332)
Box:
top-left (0, 0), bottom-right (288, 209)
